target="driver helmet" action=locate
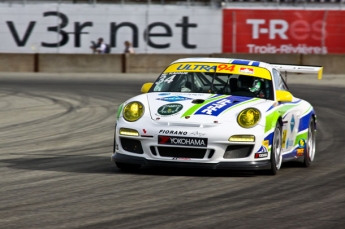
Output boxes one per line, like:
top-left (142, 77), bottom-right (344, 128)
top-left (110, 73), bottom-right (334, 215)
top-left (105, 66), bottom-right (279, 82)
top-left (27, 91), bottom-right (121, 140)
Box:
top-left (249, 79), bottom-right (262, 93)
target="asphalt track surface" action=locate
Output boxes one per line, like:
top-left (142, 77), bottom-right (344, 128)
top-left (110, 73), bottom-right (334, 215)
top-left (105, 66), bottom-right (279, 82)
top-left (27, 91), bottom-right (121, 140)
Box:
top-left (0, 73), bottom-right (344, 229)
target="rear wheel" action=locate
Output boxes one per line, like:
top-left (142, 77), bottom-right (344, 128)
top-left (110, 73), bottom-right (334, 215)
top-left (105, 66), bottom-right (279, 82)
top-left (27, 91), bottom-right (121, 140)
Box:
top-left (303, 118), bottom-right (316, 167)
top-left (268, 122), bottom-right (283, 175)
top-left (115, 162), bottom-right (141, 171)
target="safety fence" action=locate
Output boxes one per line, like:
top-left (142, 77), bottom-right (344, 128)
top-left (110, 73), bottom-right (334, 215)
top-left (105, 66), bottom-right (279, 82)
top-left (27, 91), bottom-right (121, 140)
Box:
top-left (0, 53), bottom-right (344, 74)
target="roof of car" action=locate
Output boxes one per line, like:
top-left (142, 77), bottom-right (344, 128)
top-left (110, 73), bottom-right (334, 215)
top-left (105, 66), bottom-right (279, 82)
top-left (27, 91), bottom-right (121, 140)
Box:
top-left (171, 57), bottom-right (272, 70)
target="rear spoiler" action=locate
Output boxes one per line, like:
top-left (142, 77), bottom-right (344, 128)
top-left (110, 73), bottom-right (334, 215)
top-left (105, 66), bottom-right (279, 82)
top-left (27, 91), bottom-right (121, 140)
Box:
top-left (271, 64), bottom-right (323, 80)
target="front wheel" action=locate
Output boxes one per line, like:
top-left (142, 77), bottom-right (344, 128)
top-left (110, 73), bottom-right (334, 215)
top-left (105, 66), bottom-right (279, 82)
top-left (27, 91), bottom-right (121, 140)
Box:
top-left (303, 118), bottom-right (316, 167)
top-left (268, 122), bottom-right (283, 175)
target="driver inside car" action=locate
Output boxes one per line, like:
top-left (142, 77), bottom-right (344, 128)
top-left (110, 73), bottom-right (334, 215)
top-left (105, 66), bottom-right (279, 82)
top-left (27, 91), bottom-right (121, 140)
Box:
top-left (180, 81), bottom-right (192, 92)
top-left (249, 79), bottom-right (265, 98)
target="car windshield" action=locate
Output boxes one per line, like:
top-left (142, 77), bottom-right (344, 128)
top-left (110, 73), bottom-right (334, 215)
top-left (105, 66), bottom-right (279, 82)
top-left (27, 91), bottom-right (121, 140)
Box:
top-left (150, 71), bottom-right (274, 100)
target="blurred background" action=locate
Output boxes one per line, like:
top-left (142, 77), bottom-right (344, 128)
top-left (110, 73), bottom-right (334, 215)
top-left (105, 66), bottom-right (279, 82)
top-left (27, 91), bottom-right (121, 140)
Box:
top-left (0, 0), bottom-right (344, 72)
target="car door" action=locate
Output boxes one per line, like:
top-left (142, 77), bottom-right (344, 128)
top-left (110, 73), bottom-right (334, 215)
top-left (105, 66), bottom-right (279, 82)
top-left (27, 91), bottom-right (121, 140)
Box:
top-left (272, 69), bottom-right (300, 156)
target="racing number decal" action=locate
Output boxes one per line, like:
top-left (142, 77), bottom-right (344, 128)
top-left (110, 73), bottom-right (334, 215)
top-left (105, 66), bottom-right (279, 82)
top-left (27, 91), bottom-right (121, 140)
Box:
top-left (165, 75), bottom-right (175, 83)
top-left (217, 64), bottom-right (235, 72)
top-left (156, 74), bottom-right (175, 84)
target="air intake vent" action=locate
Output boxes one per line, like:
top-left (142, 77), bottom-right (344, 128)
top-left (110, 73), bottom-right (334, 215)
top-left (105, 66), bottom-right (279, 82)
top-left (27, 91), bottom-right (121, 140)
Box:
top-left (223, 145), bottom-right (253, 159)
top-left (158, 147), bottom-right (206, 159)
top-left (120, 138), bottom-right (143, 154)
top-left (150, 146), bottom-right (157, 156)
top-left (208, 149), bottom-right (215, 158)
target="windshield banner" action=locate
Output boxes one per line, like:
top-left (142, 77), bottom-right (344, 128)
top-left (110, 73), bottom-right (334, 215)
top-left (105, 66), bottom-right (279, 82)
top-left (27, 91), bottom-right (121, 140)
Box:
top-left (164, 62), bottom-right (271, 80)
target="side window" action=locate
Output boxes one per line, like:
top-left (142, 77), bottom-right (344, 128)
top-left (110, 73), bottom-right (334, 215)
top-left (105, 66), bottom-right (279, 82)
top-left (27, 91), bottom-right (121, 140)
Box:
top-left (272, 69), bottom-right (289, 91)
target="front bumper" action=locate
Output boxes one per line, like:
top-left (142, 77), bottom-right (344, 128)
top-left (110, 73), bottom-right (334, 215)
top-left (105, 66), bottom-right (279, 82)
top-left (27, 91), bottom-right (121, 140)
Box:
top-left (113, 152), bottom-right (271, 171)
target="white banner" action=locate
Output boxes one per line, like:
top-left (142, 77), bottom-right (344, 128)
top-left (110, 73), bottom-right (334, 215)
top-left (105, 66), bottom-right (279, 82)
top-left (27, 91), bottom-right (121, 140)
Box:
top-left (0, 4), bottom-right (222, 54)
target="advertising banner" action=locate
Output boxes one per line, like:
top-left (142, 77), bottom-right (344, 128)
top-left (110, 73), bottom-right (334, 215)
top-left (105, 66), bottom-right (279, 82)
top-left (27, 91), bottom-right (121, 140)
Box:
top-left (0, 4), bottom-right (221, 53)
top-left (223, 9), bottom-right (345, 54)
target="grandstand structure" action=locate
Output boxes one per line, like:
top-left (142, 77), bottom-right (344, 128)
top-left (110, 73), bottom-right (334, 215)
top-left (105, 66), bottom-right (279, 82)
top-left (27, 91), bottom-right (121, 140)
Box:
top-left (0, 0), bottom-right (344, 7)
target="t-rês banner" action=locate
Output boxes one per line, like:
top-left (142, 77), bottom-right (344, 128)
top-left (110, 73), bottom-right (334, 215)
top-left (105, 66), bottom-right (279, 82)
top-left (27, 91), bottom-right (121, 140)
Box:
top-left (222, 9), bottom-right (345, 54)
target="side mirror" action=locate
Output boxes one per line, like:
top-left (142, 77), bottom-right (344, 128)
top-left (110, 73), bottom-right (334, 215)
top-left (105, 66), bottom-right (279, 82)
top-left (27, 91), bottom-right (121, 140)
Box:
top-left (141, 83), bottom-right (153, 93)
top-left (276, 90), bottom-right (293, 102)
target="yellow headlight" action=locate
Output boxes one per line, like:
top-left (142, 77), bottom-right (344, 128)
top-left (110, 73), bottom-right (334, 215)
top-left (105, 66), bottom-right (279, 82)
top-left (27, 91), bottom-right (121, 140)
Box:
top-left (237, 108), bottom-right (261, 128)
top-left (123, 101), bottom-right (144, 122)
top-left (119, 128), bottom-right (139, 136)
top-left (229, 135), bottom-right (255, 142)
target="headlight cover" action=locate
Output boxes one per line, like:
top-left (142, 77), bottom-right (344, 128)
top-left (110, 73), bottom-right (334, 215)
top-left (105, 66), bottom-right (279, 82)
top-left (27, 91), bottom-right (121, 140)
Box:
top-left (237, 108), bottom-right (261, 128)
top-left (229, 135), bottom-right (255, 142)
top-left (123, 101), bottom-right (144, 122)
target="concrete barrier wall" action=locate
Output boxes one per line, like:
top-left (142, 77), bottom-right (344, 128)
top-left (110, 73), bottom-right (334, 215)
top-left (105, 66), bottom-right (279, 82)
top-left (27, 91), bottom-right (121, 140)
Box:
top-left (211, 54), bottom-right (301, 65)
top-left (125, 54), bottom-right (211, 73)
top-left (0, 54), bottom-right (35, 72)
top-left (0, 53), bottom-right (344, 74)
top-left (39, 54), bottom-right (123, 73)
top-left (302, 54), bottom-right (345, 75)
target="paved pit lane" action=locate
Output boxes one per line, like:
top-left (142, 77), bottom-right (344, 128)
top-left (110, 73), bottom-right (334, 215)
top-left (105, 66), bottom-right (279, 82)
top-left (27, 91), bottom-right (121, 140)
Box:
top-left (0, 73), bottom-right (344, 229)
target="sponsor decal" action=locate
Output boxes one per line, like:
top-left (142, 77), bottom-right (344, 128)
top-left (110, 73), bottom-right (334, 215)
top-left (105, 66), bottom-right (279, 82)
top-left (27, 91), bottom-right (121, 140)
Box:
top-left (262, 140), bottom-right (269, 149)
top-left (286, 139), bottom-right (294, 149)
top-left (176, 64), bottom-right (217, 72)
top-left (165, 63), bottom-right (271, 80)
top-left (255, 146), bottom-right (268, 158)
top-left (298, 139), bottom-right (305, 148)
top-left (290, 115), bottom-right (295, 132)
top-left (297, 148), bottom-right (304, 156)
top-left (195, 98), bottom-right (232, 116)
top-left (157, 96), bottom-right (192, 102)
top-left (167, 72), bottom-right (188, 75)
top-left (282, 130), bottom-right (287, 148)
top-left (255, 152), bottom-right (268, 158)
top-left (158, 135), bottom-right (208, 147)
top-left (240, 67), bottom-right (254, 74)
top-left (159, 130), bottom-right (188, 135)
top-left (158, 93), bottom-right (204, 96)
top-left (172, 157), bottom-right (191, 160)
top-left (157, 103), bottom-right (183, 116)
top-left (190, 131), bottom-right (206, 136)
top-left (182, 95), bottom-right (253, 117)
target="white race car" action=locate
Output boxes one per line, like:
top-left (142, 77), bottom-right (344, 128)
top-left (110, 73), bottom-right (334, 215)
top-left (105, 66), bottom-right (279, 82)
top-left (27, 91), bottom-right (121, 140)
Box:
top-left (112, 58), bottom-right (322, 175)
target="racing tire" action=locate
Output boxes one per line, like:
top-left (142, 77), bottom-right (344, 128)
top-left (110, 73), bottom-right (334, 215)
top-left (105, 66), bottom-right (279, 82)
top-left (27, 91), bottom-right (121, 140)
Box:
top-left (303, 118), bottom-right (316, 167)
top-left (115, 162), bottom-right (141, 171)
top-left (268, 122), bottom-right (283, 175)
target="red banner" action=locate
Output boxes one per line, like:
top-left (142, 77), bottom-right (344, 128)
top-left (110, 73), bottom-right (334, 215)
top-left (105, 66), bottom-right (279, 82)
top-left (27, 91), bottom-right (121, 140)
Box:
top-left (222, 9), bottom-right (345, 54)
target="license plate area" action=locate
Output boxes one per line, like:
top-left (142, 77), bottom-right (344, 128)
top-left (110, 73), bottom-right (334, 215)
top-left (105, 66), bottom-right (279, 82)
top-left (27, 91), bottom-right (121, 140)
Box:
top-left (158, 135), bottom-right (208, 147)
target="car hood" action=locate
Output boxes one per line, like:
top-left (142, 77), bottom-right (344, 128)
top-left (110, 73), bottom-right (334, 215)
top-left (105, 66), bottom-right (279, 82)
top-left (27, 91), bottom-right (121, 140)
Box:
top-left (146, 92), bottom-right (273, 124)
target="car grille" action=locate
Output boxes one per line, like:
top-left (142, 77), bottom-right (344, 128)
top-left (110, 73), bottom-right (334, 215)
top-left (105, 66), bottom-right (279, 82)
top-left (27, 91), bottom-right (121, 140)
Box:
top-left (223, 145), bottom-right (253, 159)
top-left (157, 147), bottom-right (206, 159)
top-left (120, 137), bottom-right (143, 154)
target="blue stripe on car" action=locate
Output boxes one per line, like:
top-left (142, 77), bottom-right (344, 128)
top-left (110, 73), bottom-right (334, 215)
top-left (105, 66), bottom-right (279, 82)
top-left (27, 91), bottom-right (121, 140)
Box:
top-left (230, 60), bottom-right (261, 67)
top-left (298, 110), bottom-right (313, 132)
top-left (231, 60), bottom-right (250, 65)
top-left (194, 96), bottom-right (251, 116)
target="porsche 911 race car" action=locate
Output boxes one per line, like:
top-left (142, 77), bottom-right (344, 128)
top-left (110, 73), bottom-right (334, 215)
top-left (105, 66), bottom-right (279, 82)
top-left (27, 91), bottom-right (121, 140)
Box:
top-left (112, 58), bottom-right (322, 175)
